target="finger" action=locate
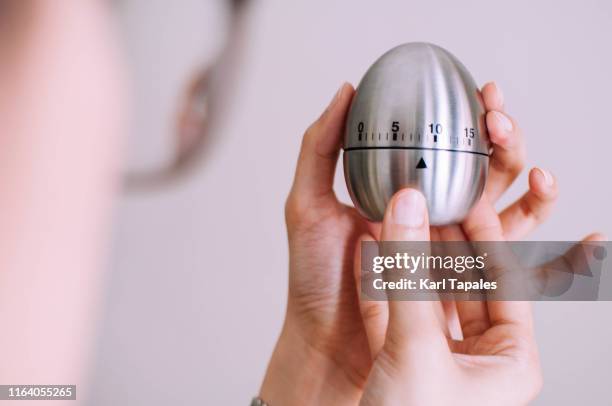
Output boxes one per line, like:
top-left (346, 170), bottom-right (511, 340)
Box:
top-left (353, 234), bottom-right (388, 357)
top-left (484, 110), bottom-right (526, 202)
top-left (462, 197), bottom-right (533, 331)
top-left (457, 299), bottom-right (490, 339)
top-left (436, 225), bottom-right (490, 339)
top-left (289, 83), bottom-right (354, 206)
top-left (435, 224), bottom-right (466, 241)
top-left (441, 299), bottom-right (463, 340)
top-left (429, 227), bottom-right (462, 339)
top-left (482, 81), bottom-right (505, 112)
top-left (380, 189), bottom-right (446, 349)
top-left (584, 232), bottom-right (608, 242)
top-left (500, 168), bottom-right (558, 240)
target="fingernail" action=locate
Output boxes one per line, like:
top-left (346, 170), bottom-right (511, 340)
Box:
top-left (392, 189), bottom-right (426, 228)
top-left (324, 83), bottom-right (345, 114)
top-left (536, 167), bottom-right (554, 186)
top-left (493, 111), bottom-right (513, 132)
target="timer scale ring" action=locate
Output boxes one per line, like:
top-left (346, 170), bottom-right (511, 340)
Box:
top-left (343, 42), bottom-right (490, 225)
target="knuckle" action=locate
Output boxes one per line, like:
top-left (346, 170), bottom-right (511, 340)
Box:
top-left (302, 123), bottom-right (319, 147)
top-left (284, 194), bottom-right (317, 229)
top-left (284, 195), bottom-right (304, 224)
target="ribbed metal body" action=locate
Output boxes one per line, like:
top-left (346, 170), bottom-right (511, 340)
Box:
top-left (343, 43), bottom-right (490, 225)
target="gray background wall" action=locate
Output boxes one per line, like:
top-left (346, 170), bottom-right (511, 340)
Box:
top-left (89, 0), bottom-right (612, 404)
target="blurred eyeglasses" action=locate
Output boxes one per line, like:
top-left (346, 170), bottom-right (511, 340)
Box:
top-left (124, 0), bottom-right (249, 190)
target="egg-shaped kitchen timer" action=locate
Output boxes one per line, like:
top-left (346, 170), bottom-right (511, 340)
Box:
top-left (343, 42), bottom-right (490, 225)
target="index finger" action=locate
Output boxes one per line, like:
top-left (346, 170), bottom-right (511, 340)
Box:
top-left (481, 82), bottom-right (527, 202)
top-left (289, 83), bottom-right (355, 207)
top-left (462, 197), bottom-right (534, 331)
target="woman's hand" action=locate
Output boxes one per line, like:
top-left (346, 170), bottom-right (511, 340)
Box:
top-left (260, 84), bottom-right (371, 405)
top-left (359, 190), bottom-right (542, 406)
top-left (260, 82), bottom-right (556, 405)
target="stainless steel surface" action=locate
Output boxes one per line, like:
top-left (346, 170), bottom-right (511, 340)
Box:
top-left (343, 42), bottom-right (489, 225)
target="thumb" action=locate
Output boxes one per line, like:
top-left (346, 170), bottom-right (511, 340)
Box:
top-left (380, 189), bottom-right (447, 351)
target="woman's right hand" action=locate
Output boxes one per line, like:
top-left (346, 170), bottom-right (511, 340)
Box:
top-left (358, 189), bottom-right (542, 406)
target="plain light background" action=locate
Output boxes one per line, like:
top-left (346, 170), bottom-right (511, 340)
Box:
top-left (89, 0), bottom-right (612, 404)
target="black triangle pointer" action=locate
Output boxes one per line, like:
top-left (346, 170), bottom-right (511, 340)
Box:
top-left (416, 157), bottom-right (427, 169)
